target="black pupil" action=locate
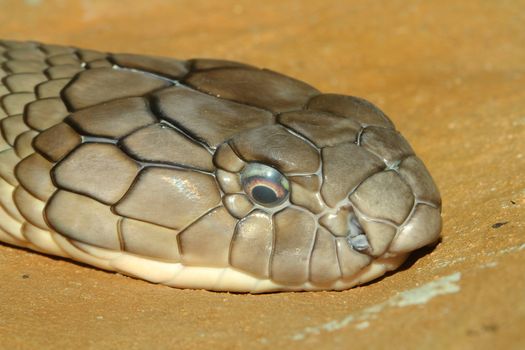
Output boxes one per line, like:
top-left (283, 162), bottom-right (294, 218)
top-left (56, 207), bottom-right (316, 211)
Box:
top-left (252, 185), bottom-right (278, 204)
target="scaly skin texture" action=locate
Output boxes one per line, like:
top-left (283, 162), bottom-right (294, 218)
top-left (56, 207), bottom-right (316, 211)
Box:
top-left (0, 39), bottom-right (442, 292)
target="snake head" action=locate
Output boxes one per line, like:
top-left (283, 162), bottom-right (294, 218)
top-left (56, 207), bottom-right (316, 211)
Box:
top-left (10, 48), bottom-right (441, 292)
top-left (214, 94), bottom-right (442, 290)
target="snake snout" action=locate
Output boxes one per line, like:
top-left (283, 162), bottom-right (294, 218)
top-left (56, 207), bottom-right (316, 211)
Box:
top-left (387, 203), bottom-right (442, 254)
top-left (346, 177), bottom-right (442, 258)
top-left (333, 202), bottom-right (442, 262)
top-left (320, 163), bottom-right (442, 260)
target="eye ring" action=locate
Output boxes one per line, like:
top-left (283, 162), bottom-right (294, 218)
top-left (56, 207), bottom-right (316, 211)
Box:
top-left (241, 163), bottom-right (289, 207)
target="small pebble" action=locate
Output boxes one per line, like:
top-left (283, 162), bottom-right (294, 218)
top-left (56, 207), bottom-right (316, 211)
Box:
top-left (491, 222), bottom-right (509, 229)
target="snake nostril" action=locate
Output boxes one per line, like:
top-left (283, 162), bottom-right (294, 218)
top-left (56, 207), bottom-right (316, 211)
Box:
top-left (346, 213), bottom-right (371, 253)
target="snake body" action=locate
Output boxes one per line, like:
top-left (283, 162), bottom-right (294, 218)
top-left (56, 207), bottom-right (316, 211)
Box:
top-left (0, 40), bottom-right (442, 292)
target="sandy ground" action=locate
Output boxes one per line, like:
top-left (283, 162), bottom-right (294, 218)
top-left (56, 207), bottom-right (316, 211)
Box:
top-left (0, 1), bottom-right (524, 349)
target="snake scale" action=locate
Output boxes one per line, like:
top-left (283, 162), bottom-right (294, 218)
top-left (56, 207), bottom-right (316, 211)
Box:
top-left (0, 39), bottom-right (442, 292)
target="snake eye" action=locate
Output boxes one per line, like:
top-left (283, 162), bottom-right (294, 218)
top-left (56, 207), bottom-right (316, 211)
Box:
top-left (241, 163), bottom-right (289, 207)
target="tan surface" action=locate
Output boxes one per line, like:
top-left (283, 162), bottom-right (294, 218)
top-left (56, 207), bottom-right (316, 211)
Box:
top-left (0, 0), bottom-right (524, 349)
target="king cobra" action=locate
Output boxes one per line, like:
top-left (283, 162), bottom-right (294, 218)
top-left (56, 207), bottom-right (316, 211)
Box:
top-left (0, 40), bottom-right (442, 292)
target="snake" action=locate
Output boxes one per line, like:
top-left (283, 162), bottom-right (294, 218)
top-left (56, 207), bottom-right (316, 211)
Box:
top-left (0, 39), bottom-right (442, 292)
